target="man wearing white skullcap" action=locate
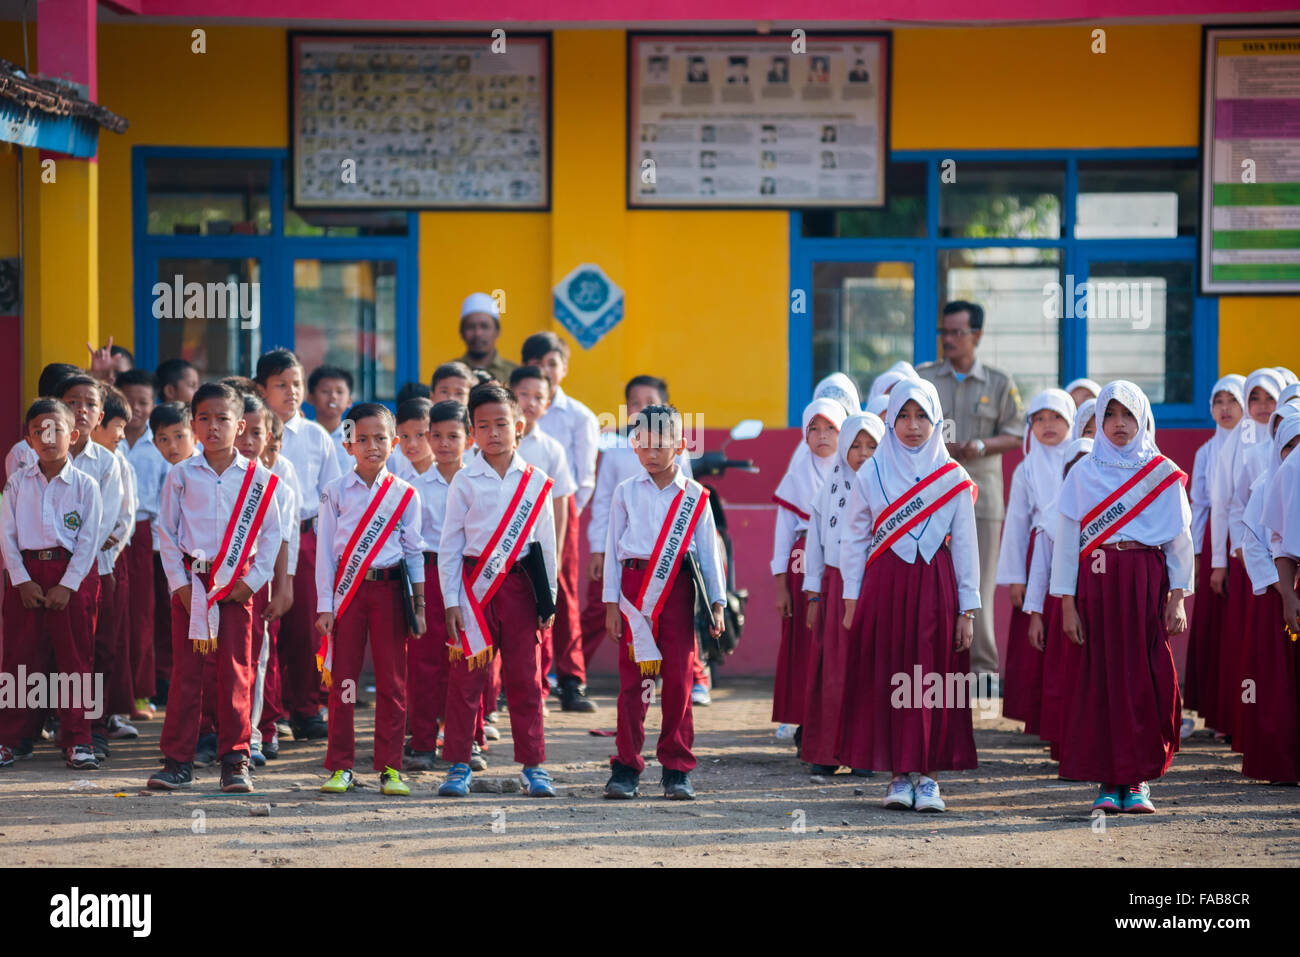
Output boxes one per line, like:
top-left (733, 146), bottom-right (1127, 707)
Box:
top-left (456, 292), bottom-right (519, 386)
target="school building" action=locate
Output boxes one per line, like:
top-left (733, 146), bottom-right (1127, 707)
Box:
top-left (1, 1), bottom-right (1296, 675)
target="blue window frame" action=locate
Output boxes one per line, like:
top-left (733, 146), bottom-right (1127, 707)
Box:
top-left (132, 146), bottom-right (421, 405)
top-left (788, 148), bottom-right (1215, 428)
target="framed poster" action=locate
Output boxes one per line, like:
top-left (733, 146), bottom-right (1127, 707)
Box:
top-left (627, 32), bottom-right (889, 209)
top-left (290, 32), bottom-right (550, 210)
top-left (1201, 26), bottom-right (1300, 293)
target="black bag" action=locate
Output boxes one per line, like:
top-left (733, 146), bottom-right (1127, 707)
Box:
top-left (692, 546), bottom-right (746, 664)
top-left (396, 559), bottom-right (420, 636)
top-left (520, 541), bottom-right (557, 620)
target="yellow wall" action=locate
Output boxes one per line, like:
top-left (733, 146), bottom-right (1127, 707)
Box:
top-left (0, 20), bottom-right (1288, 419)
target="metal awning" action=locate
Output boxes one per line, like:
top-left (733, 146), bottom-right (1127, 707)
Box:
top-left (0, 59), bottom-right (128, 158)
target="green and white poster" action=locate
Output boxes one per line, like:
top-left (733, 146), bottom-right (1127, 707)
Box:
top-left (1202, 27), bottom-right (1300, 293)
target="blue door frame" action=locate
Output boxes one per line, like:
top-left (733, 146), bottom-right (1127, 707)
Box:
top-left (787, 148), bottom-right (1217, 429)
top-left (132, 146), bottom-right (421, 400)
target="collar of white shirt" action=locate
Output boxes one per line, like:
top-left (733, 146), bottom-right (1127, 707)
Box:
top-left (31, 458), bottom-right (78, 486)
top-left (465, 449), bottom-right (528, 480)
top-left (283, 412), bottom-right (306, 434)
top-left (550, 386), bottom-right (571, 412)
top-left (341, 464), bottom-right (391, 489)
top-left (193, 450), bottom-right (252, 478)
top-left (633, 464), bottom-right (687, 493)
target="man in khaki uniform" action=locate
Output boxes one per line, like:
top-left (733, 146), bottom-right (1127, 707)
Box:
top-left (455, 291), bottom-right (519, 385)
top-left (918, 301), bottom-right (1024, 685)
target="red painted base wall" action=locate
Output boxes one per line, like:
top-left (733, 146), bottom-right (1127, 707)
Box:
top-left (581, 426), bottom-right (1210, 679)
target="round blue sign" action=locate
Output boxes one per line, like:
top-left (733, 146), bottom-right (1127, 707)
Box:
top-left (567, 270), bottom-right (609, 312)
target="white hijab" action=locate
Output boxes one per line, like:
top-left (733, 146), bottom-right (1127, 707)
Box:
top-left (865, 393), bottom-right (889, 417)
top-left (1206, 373), bottom-right (1246, 469)
top-left (1275, 366), bottom-right (1298, 386)
top-left (1215, 368), bottom-right (1286, 502)
top-left (866, 365), bottom-right (920, 407)
top-left (773, 397), bottom-right (846, 520)
top-left (813, 373), bottom-right (862, 419)
top-left (1021, 388), bottom-right (1076, 529)
top-left (1260, 416), bottom-right (1300, 560)
top-left (1064, 377), bottom-right (1102, 401)
top-left (1038, 437), bottom-right (1094, 544)
top-left (1070, 398), bottom-right (1097, 441)
top-left (812, 412), bottom-right (884, 568)
top-left (1056, 380), bottom-right (1189, 545)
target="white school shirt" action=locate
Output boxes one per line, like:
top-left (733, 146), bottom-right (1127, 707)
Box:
top-left (587, 442), bottom-right (693, 553)
top-left (438, 451), bottom-right (557, 610)
top-left (280, 412), bottom-right (341, 521)
top-left (801, 488), bottom-right (837, 595)
top-left (157, 452), bottom-right (284, 595)
top-left (1242, 472), bottom-right (1280, 595)
top-left (995, 464), bottom-right (1035, 586)
top-left (70, 440), bottom-right (123, 577)
top-left (110, 445), bottom-right (138, 556)
top-left (1, 459), bottom-right (103, 591)
top-left (518, 426), bottom-right (577, 501)
top-left (404, 461), bottom-right (462, 556)
top-left (314, 467), bottom-right (425, 614)
top-left (1048, 506), bottom-right (1195, 598)
top-left (1210, 422), bottom-right (1268, 567)
top-left (1189, 439), bottom-right (1213, 551)
top-left (328, 422), bottom-right (352, 476)
top-left (1226, 438), bottom-right (1273, 567)
top-left (838, 459), bottom-right (982, 612)
top-left (600, 466), bottom-right (726, 607)
top-left (5, 438), bottom-right (35, 481)
top-left (536, 385), bottom-right (599, 511)
top-left (770, 454), bottom-right (833, 576)
top-left (128, 433), bottom-right (166, 524)
top-left (269, 455), bottom-right (302, 576)
top-left (1023, 525), bottom-right (1054, 615)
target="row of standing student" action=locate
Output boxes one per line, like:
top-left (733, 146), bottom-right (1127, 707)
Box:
top-left (0, 340), bottom-right (728, 800)
top-left (782, 363), bottom-right (1214, 814)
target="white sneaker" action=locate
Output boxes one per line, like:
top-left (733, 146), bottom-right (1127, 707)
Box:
top-left (883, 775), bottom-right (915, 810)
top-left (1180, 716), bottom-right (1195, 740)
top-left (483, 724), bottom-right (501, 742)
top-left (913, 776), bottom-right (946, 812)
top-left (691, 683), bottom-right (711, 706)
top-left (774, 724), bottom-right (797, 740)
top-left (106, 715), bottom-right (139, 739)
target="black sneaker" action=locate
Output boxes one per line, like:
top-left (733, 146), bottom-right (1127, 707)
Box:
top-left (12, 738), bottom-right (34, 760)
top-left (603, 760), bottom-right (640, 799)
top-left (66, 745), bottom-right (99, 770)
top-left (403, 750), bottom-right (438, 772)
top-left (147, 758), bottom-right (193, 790)
top-left (290, 710), bottom-right (328, 741)
top-left (91, 733), bottom-right (111, 761)
top-left (793, 725), bottom-right (803, 760)
top-left (662, 768), bottom-right (696, 800)
top-left (559, 678), bottom-right (598, 713)
top-left (808, 764), bottom-right (839, 776)
top-left (149, 679), bottom-right (169, 710)
top-left (262, 733), bottom-right (279, 760)
top-left (220, 754), bottom-right (253, 793)
top-left (194, 733), bottom-right (219, 767)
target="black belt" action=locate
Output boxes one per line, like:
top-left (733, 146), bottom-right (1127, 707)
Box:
top-left (424, 551), bottom-right (438, 562)
top-left (623, 558), bottom-right (650, 570)
top-left (22, 548), bottom-right (71, 562)
top-left (363, 564), bottom-right (404, 582)
top-left (463, 555), bottom-right (525, 574)
top-left (300, 517), bottom-right (318, 534)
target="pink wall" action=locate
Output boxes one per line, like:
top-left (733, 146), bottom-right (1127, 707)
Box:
top-left (583, 426), bottom-right (1210, 680)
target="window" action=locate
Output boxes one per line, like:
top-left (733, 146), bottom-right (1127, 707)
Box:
top-left (802, 161), bottom-right (927, 239)
top-left (939, 161), bottom-right (1064, 240)
top-left (1076, 159), bottom-right (1198, 239)
top-left (146, 157), bottom-right (272, 236)
top-left (812, 260), bottom-right (915, 401)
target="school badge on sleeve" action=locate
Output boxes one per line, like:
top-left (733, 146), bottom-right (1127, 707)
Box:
top-left (63, 511), bottom-right (82, 531)
top-left (552, 262), bottom-right (625, 350)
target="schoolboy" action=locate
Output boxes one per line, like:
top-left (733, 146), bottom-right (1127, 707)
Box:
top-left (307, 365), bottom-right (354, 474)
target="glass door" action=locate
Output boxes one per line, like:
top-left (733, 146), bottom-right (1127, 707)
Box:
top-left (149, 256), bottom-right (265, 382)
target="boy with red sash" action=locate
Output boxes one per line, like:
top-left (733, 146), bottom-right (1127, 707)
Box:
top-left (315, 404), bottom-right (426, 797)
top-left (839, 379), bottom-right (980, 813)
top-left (147, 383), bottom-right (283, 793)
top-left (437, 384), bottom-right (558, 798)
top-left (604, 404), bottom-right (726, 800)
top-left (1050, 380), bottom-right (1193, 814)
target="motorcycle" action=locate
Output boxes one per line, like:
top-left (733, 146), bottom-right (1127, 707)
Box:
top-left (689, 419), bottom-right (763, 682)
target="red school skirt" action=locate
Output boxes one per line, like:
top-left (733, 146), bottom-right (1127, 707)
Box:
top-left (771, 534), bottom-right (810, 726)
top-left (799, 565), bottom-right (851, 767)
top-left (1036, 594), bottom-right (1067, 751)
top-left (1002, 528), bottom-right (1044, 732)
top-left (1213, 556), bottom-right (1251, 739)
top-left (1238, 587), bottom-right (1300, 781)
top-left (1057, 546), bottom-right (1180, 785)
top-left (837, 547), bottom-right (978, 775)
top-left (1183, 525), bottom-right (1219, 721)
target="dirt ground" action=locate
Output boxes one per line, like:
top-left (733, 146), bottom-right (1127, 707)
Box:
top-left (1, 676), bottom-right (1297, 867)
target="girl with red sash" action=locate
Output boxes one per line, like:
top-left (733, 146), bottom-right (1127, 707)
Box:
top-left (1209, 368), bottom-right (1282, 739)
top-left (770, 393), bottom-right (848, 742)
top-left (1025, 437), bottom-right (1093, 757)
top-left (838, 379), bottom-right (980, 813)
top-left (1050, 381), bottom-right (1193, 814)
top-left (801, 412), bottom-right (884, 775)
top-left (1183, 375), bottom-right (1244, 728)
top-left (997, 389), bottom-right (1074, 734)
top-left (1238, 410), bottom-right (1300, 781)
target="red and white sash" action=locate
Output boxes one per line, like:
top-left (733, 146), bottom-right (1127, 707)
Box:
top-left (865, 461), bottom-right (976, 567)
top-left (619, 479), bottom-right (710, 676)
top-left (454, 464), bottom-right (553, 669)
top-left (316, 472), bottom-right (415, 687)
top-left (1076, 454), bottom-right (1186, 561)
top-left (188, 462), bottom-right (279, 653)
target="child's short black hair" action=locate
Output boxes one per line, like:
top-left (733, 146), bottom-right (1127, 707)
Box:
top-left (38, 362), bottom-right (82, 398)
top-left (254, 348), bottom-right (303, 385)
top-left (521, 331), bottom-right (568, 364)
top-left (267, 409), bottom-right (284, 443)
top-left (471, 368), bottom-right (496, 387)
top-left (149, 401), bottom-right (191, 433)
top-left (345, 402), bottom-right (396, 435)
top-left (101, 385), bottom-right (130, 426)
top-left (55, 374), bottom-right (100, 400)
top-left (625, 374), bottom-right (669, 403)
top-left (25, 397), bottom-right (75, 431)
top-left (430, 399), bottom-right (470, 432)
top-left (110, 344), bottom-right (134, 365)
top-left (218, 375), bottom-right (259, 396)
top-left (508, 364), bottom-right (550, 391)
top-left (396, 381), bottom-right (431, 405)
top-left (632, 403), bottom-right (683, 441)
top-left (241, 391), bottom-right (266, 417)
top-left (191, 381), bottom-right (243, 416)
top-left (115, 368), bottom-right (156, 392)
top-left (396, 397), bottom-right (433, 427)
top-left (468, 383), bottom-right (519, 422)
top-left (155, 358), bottom-right (196, 399)
top-left (432, 361), bottom-right (473, 388)
top-left (307, 365), bottom-right (354, 394)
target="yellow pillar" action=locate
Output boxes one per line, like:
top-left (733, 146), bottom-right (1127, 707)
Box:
top-left (22, 151), bottom-right (98, 403)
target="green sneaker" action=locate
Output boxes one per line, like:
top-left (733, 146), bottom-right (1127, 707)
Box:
top-left (321, 769), bottom-right (355, 794)
top-left (380, 766), bottom-right (410, 796)
top-left (1092, 785), bottom-right (1122, 814)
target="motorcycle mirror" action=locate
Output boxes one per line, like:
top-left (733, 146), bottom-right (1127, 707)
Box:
top-left (729, 419), bottom-right (763, 442)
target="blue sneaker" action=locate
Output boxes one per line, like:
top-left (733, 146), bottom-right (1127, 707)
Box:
top-left (520, 766), bottom-right (556, 797)
top-left (1121, 782), bottom-right (1155, 814)
top-left (249, 746), bottom-right (267, 768)
top-left (438, 763), bottom-right (472, 797)
top-left (1093, 785), bottom-right (1122, 814)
